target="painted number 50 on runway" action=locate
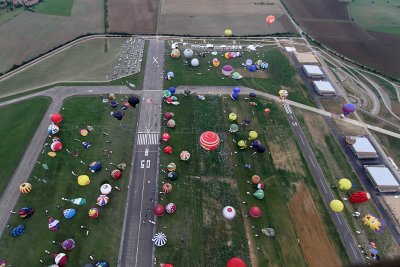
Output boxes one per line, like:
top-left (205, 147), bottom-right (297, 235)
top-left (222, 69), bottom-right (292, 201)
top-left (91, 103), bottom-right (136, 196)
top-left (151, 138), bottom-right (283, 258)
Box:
top-left (141, 160), bottom-right (151, 168)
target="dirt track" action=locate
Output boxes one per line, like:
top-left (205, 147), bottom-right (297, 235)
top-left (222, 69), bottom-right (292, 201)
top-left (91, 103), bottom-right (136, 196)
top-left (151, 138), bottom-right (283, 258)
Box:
top-left (108, 0), bottom-right (159, 34)
top-left (289, 182), bottom-right (342, 267)
top-left (282, 0), bottom-right (400, 78)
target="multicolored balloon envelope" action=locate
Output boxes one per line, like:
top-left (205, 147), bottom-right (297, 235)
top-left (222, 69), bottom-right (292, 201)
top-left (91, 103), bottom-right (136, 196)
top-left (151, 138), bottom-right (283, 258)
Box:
top-left (162, 183), bottom-right (173, 193)
top-left (63, 208), bottom-right (77, 219)
top-left (89, 208), bottom-right (99, 218)
top-left (54, 253), bottom-right (68, 267)
top-left (180, 151), bottom-right (190, 161)
top-left (69, 198), bottom-right (87, 206)
top-left (48, 217), bottom-right (60, 231)
top-left (61, 238), bottom-right (76, 251)
top-left (0, 259), bottom-right (7, 267)
top-left (18, 207), bottom-right (34, 218)
top-left (96, 195), bottom-right (109, 207)
top-left (152, 232), bottom-right (167, 246)
top-left (11, 225), bottom-right (25, 237)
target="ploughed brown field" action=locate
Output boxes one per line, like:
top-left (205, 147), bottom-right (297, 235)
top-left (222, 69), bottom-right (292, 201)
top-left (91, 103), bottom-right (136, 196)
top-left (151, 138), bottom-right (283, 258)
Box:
top-left (108, 0), bottom-right (159, 34)
top-left (282, 0), bottom-right (400, 78)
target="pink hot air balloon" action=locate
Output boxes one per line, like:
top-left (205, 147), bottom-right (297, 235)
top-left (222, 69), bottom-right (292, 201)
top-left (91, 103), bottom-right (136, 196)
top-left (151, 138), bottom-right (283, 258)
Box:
top-left (226, 257), bottom-right (246, 267)
top-left (222, 65), bottom-right (234, 76)
top-left (199, 131), bottom-right (220, 151)
top-left (350, 191), bottom-right (371, 204)
top-left (162, 133), bottom-right (171, 142)
top-left (249, 206), bottom-right (261, 218)
top-left (266, 15), bottom-right (275, 25)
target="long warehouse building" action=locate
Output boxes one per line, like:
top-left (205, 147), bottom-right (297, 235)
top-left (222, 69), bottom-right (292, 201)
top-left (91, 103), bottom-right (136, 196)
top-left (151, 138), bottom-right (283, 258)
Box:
top-left (348, 136), bottom-right (378, 158)
top-left (312, 81), bottom-right (336, 96)
top-left (364, 165), bottom-right (400, 192)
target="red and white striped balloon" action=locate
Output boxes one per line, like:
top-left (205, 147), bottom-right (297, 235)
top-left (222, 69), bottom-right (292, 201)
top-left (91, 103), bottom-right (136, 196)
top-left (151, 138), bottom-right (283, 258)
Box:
top-left (199, 131), bottom-right (220, 151)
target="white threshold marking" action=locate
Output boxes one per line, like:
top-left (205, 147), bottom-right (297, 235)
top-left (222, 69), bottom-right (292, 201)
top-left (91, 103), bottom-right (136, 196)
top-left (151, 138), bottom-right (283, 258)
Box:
top-left (308, 154), bottom-right (316, 167)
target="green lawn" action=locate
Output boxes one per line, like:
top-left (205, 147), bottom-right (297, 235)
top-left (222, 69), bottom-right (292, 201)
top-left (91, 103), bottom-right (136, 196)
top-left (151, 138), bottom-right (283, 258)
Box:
top-left (0, 97), bottom-right (50, 198)
top-left (34, 0), bottom-right (75, 16)
top-left (350, 0), bottom-right (400, 35)
top-left (0, 96), bottom-right (138, 266)
top-left (156, 95), bottom-right (345, 266)
top-left (164, 45), bottom-right (315, 107)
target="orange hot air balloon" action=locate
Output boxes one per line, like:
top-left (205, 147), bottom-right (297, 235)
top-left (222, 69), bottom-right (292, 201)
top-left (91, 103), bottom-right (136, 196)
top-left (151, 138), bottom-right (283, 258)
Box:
top-left (266, 15), bottom-right (275, 25)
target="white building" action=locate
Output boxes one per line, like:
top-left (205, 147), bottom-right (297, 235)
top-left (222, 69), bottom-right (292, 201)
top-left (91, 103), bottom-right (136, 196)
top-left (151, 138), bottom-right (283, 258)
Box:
top-left (349, 136), bottom-right (378, 158)
top-left (303, 65), bottom-right (324, 79)
top-left (364, 165), bottom-right (400, 192)
top-left (312, 81), bottom-right (336, 96)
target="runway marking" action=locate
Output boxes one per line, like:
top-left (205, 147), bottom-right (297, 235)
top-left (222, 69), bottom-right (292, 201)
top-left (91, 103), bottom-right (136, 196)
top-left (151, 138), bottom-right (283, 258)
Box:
top-left (349, 241), bottom-right (357, 257)
top-left (283, 104), bottom-right (293, 114)
top-left (134, 167), bottom-right (147, 267)
top-left (299, 135), bottom-right (305, 145)
top-left (137, 133), bottom-right (159, 145)
top-left (308, 154), bottom-right (316, 167)
top-left (335, 213), bottom-right (343, 225)
top-left (321, 182), bottom-right (328, 193)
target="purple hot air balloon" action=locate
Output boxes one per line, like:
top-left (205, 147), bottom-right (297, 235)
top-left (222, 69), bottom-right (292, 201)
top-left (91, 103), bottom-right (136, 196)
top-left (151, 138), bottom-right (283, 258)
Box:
top-left (342, 103), bottom-right (356, 116)
top-left (60, 239), bottom-right (76, 251)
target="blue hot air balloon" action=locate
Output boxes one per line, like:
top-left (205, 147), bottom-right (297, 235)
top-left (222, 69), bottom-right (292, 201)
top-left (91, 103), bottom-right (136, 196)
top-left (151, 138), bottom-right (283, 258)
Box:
top-left (11, 225), bottom-right (25, 237)
top-left (63, 208), bottom-right (77, 219)
top-left (89, 162), bottom-right (102, 173)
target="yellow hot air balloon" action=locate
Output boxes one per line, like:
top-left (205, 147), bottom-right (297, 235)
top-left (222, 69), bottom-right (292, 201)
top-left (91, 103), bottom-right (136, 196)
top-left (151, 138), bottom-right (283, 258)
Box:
top-left (338, 178), bottom-right (352, 191)
top-left (330, 200), bottom-right (344, 212)
top-left (249, 131), bottom-right (258, 140)
top-left (20, 183), bottom-right (32, 194)
top-left (170, 49), bottom-right (180, 59)
top-left (77, 175), bottom-right (90, 186)
top-left (224, 29), bottom-right (232, 37)
top-left (228, 113), bottom-right (237, 121)
top-left (238, 140), bottom-right (247, 150)
top-left (224, 52), bottom-right (231, 59)
top-left (278, 89), bottom-right (288, 99)
top-left (212, 58), bottom-right (220, 67)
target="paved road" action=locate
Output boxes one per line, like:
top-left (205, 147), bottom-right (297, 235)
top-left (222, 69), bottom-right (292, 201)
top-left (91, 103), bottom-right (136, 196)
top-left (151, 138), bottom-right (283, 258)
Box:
top-left (118, 39), bottom-right (164, 267)
top-left (0, 86), bottom-right (136, 238)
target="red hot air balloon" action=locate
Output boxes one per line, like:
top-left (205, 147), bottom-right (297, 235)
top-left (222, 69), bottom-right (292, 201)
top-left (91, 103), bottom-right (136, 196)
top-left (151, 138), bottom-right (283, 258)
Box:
top-left (226, 257), bottom-right (246, 267)
top-left (154, 204), bottom-right (165, 217)
top-left (199, 131), bottom-right (220, 151)
top-left (162, 133), bottom-right (171, 142)
top-left (350, 191), bottom-right (371, 204)
top-left (164, 146), bottom-right (173, 154)
top-left (54, 252), bottom-right (68, 267)
top-left (50, 113), bottom-right (63, 124)
top-left (266, 15), bottom-right (275, 25)
top-left (249, 206), bottom-right (261, 218)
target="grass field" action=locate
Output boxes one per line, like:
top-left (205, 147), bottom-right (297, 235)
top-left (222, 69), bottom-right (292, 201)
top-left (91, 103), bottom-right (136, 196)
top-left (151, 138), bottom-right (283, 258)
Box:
top-left (0, 38), bottom-right (127, 98)
top-left (164, 44), bottom-right (315, 106)
top-left (0, 96), bottom-right (138, 266)
top-left (294, 108), bottom-right (399, 258)
top-left (0, 0), bottom-right (104, 74)
top-left (33, 0), bottom-right (75, 16)
top-left (374, 132), bottom-right (400, 165)
top-left (0, 97), bottom-right (50, 198)
top-left (350, 0), bottom-right (400, 35)
top-left (156, 95), bottom-right (346, 266)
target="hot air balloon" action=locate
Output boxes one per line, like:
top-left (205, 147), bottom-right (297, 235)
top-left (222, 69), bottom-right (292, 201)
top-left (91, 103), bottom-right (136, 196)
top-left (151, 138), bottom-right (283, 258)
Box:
top-left (342, 103), bottom-right (356, 116)
top-left (249, 206), bottom-right (261, 218)
top-left (199, 131), bottom-right (220, 151)
top-left (0, 259), bottom-right (7, 267)
top-left (225, 52), bottom-right (231, 59)
top-left (251, 175), bottom-right (261, 185)
top-left (153, 232), bottom-right (167, 246)
top-left (54, 253), bottom-right (68, 267)
top-left (261, 62), bottom-right (269, 69)
top-left (226, 257), bottom-right (247, 267)
top-left (164, 112), bottom-right (174, 119)
top-left (190, 58), bottom-right (199, 67)
top-left (222, 206), bottom-right (236, 220)
top-left (253, 189), bottom-right (264, 200)
top-left (338, 178), bottom-right (352, 191)
top-left (11, 225), bottom-right (25, 237)
top-left (245, 59), bottom-right (253, 66)
top-left (95, 261), bottom-right (109, 267)
top-left (257, 182), bottom-right (265, 190)
top-left (249, 131), bottom-right (258, 140)
top-left (62, 197), bottom-right (87, 206)
top-left (154, 204), bottom-right (165, 217)
top-left (60, 239), bottom-right (76, 251)
top-left (345, 136), bottom-right (356, 145)
top-left (88, 208), bottom-right (99, 218)
top-left (77, 175), bottom-right (90, 186)
top-left (18, 207), bottom-right (34, 218)
top-left (180, 151), bottom-right (190, 160)
top-left (212, 58), bottom-right (220, 67)
top-left (165, 203), bottom-right (176, 214)
top-left (350, 191), bottom-right (371, 204)
top-left (330, 200), bottom-right (344, 212)
top-left (264, 108), bottom-right (270, 114)
top-left (167, 119), bottom-right (176, 128)
top-left (48, 124), bottom-right (60, 135)
top-left (161, 133), bottom-right (171, 142)
top-left (229, 124), bottom-right (239, 133)
top-left (50, 114), bottom-right (62, 124)
top-left (100, 184), bottom-right (112, 195)
top-left (80, 129), bottom-right (89, 136)
top-left (128, 96), bottom-right (140, 108)
top-left (111, 169), bottom-right (122, 180)
top-left (166, 71), bottom-right (174, 80)
top-left (183, 49), bottom-right (193, 58)
top-left (88, 161), bottom-right (102, 173)
top-left (266, 15), bottom-right (276, 25)
top-left (252, 140), bottom-right (261, 148)
top-left (228, 113), bottom-right (237, 121)
top-left (19, 183), bottom-right (32, 194)
top-left (162, 183), bottom-right (172, 193)
top-left (231, 92), bottom-right (239, 100)
top-left (232, 72), bottom-right (242, 80)
top-left (248, 65), bottom-right (257, 72)
top-left (167, 163), bottom-right (176, 172)
top-left (63, 208), bottom-right (76, 219)
top-left (257, 145), bottom-right (266, 153)
top-left (167, 171), bottom-right (178, 181)
top-left (51, 141), bottom-right (63, 151)
top-left (48, 217), bottom-right (60, 231)
top-left (170, 49), bottom-right (180, 58)
top-left (224, 29), bottom-right (232, 37)
top-left (238, 140), bottom-right (247, 150)
top-left (164, 146), bottom-right (173, 154)
top-left (113, 110), bottom-right (125, 120)
top-left (279, 89), bottom-right (288, 99)
top-left (96, 195), bottom-right (110, 207)
top-left (362, 213), bottom-right (385, 233)
top-left (222, 65), bottom-right (234, 76)
top-left (110, 101), bottom-right (118, 108)
top-left (164, 89), bottom-right (172, 98)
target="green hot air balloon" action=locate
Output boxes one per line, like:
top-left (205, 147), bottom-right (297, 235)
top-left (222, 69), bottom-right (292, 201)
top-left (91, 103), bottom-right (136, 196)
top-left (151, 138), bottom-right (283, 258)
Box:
top-left (253, 189), bottom-right (265, 200)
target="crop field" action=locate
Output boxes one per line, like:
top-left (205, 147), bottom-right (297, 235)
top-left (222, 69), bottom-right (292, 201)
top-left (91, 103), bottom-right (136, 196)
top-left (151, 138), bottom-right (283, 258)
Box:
top-left (0, 97), bottom-right (50, 198)
top-left (350, 0), bottom-right (400, 36)
top-left (33, 0), bottom-right (75, 16)
top-left (0, 0), bottom-right (104, 74)
top-left (0, 96), bottom-right (138, 266)
top-left (156, 95), bottom-right (345, 266)
top-left (294, 108), bottom-right (400, 258)
top-left (164, 43), bottom-right (315, 107)
top-left (281, 0), bottom-right (400, 78)
top-left (0, 38), bottom-right (126, 98)
top-left (108, 0), bottom-right (159, 33)
top-left (158, 0), bottom-right (295, 36)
